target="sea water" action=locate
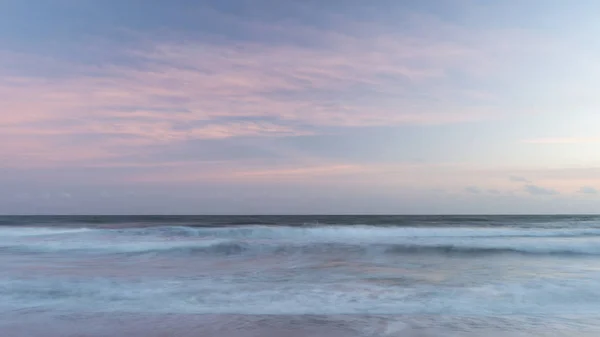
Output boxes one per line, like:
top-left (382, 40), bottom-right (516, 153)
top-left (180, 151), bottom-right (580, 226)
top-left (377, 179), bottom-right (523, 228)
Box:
top-left (1, 215), bottom-right (600, 336)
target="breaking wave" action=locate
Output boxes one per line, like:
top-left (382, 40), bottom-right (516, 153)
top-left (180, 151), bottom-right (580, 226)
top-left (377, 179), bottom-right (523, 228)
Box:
top-left (2, 225), bottom-right (600, 256)
top-left (96, 225), bottom-right (600, 239)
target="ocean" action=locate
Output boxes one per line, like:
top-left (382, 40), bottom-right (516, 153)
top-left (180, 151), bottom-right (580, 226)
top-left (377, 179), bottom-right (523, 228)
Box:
top-left (1, 215), bottom-right (600, 336)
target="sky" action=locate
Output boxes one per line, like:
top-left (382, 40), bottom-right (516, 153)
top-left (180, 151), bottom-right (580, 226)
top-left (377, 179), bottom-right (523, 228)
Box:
top-left (1, 0), bottom-right (600, 214)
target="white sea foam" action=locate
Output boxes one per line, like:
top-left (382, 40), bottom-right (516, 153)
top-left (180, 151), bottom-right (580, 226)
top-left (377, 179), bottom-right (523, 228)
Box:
top-left (3, 222), bottom-right (600, 336)
top-left (4, 224), bottom-right (600, 240)
top-left (0, 238), bottom-right (233, 255)
top-left (2, 273), bottom-right (600, 316)
top-left (3, 225), bottom-right (600, 325)
top-left (0, 227), bottom-right (92, 237)
top-left (134, 225), bottom-right (600, 240)
top-left (3, 225), bottom-right (600, 256)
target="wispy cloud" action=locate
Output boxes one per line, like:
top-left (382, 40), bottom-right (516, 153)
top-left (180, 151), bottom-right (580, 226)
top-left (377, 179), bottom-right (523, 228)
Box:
top-left (465, 186), bottom-right (481, 194)
top-left (128, 162), bottom-right (464, 184)
top-left (0, 14), bottom-right (531, 168)
top-left (509, 176), bottom-right (530, 183)
top-left (524, 184), bottom-right (559, 196)
top-left (1, 3), bottom-right (595, 184)
top-left (3, 1), bottom-right (600, 213)
top-left (579, 186), bottom-right (598, 194)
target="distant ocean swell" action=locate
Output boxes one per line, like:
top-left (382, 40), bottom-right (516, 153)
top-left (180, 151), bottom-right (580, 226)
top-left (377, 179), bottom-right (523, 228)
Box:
top-left (3, 225), bottom-right (600, 256)
top-left (1, 214), bottom-right (598, 228)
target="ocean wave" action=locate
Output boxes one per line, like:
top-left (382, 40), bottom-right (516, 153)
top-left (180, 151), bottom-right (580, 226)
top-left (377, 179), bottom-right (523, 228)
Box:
top-left (4, 237), bottom-right (600, 257)
top-left (111, 225), bottom-right (600, 240)
top-left (383, 243), bottom-right (600, 256)
top-left (3, 275), bottom-right (600, 316)
top-left (0, 227), bottom-right (92, 237)
top-left (4, 225), bottom-right (600, 257)
top-left (0, 238), bottom-right (238, 255)
top-left (5, 225), bottom-right (600, 240)
top-left (0, 239), bottom-right (372, 257)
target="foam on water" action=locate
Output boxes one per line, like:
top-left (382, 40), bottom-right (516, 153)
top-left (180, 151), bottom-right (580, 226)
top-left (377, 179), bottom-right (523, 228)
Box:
top-left (6, 223), bottom-right (600, 239)
top-left (127, 225), bottom-right (600, 239)
top-left (0, 227), bottom-right (92, 237)
top-left (3, 225), bottom-right (600, 256)
top-left (0, 237), bottom-right (235, 255)
top-left (3, 218), bottom-right (600, 336)
top-left (2, 271), bottom-right (600, 315)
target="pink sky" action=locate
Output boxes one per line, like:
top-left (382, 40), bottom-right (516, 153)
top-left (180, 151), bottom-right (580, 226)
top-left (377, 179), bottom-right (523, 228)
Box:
top-left (1, 0), bottom-right (600, 213)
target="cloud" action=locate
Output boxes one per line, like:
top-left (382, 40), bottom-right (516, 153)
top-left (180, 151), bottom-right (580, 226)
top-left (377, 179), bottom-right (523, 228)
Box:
top-left (1, 5), bottom-right (593, 175)
top-left (579, 186), bottom-right (598, 194)
top-left (523, 184), bottom-right (558, 196)
top-left (127, 161), bottom-right (459, 184)
top-left (0, 13), bottom-right (531, 169)
top-left (465, 186), bottom-right (481, 194)
top-left (1, 36), bottom-right (494, 130)
top-left (509, 176), bottom-right (530, 183)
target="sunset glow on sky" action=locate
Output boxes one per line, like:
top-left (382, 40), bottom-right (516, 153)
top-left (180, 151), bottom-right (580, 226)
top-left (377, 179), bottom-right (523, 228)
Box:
top-left (2, 0), bottom-right (600, 214)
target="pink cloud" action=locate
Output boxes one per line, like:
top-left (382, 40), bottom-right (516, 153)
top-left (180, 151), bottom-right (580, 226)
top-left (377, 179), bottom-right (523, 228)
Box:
top-left (124, 162), bottom-right (600, 199)
top-left (0, 18), bottom-right (541, 168)
top-left (0, 136), bottom-right (121, 168)
top-left (0, 41), bottom-right (494, 128)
